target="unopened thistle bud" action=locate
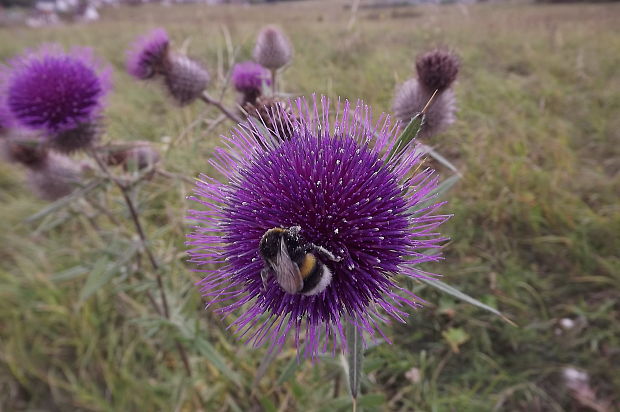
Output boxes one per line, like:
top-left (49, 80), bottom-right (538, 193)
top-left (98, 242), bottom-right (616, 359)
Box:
top-left (3, 45), bottom-right (111, 153)
top-left (163, 53), bottom-right (210, 106)
top-left (232, 61), bottom-right (270, 106)
top-left (27, 153), bottom-right (82, 201)
top-left (253, 26), bottom-right (293, 70)
top-left (392, 78), bottom-right (456, 139)
top-left (415, 49), bottom-right (460, 94)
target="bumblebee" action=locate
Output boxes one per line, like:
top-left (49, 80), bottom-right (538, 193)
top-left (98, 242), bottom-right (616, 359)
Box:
top-left (259, 226), bottom-right (341, 295)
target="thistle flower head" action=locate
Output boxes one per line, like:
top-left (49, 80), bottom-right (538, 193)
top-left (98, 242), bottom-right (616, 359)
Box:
top-left (393, 78), bottom-right (456, 139)
top-left (187, 96), bottom-right (448, 357)
top-left (231, 61), bottom-right (270, 104)
top-left (126, 28), bottom-right (170, 80)
top-left (253, 25), bottom-right (293, 70)
top-left (415, 49), bottom-right (460, 93)
top-left (3, 45), bottom-right (111, 141)
top-left (26, 152), bottom-right (82, 201)
top-left (164, 53), bottom-right (210, 106)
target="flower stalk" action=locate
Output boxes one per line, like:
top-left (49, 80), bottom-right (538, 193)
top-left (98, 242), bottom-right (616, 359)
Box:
top-left (200, 91), bottom-right (243, 124)
top-left (89, 148), bottom-right (192, 377)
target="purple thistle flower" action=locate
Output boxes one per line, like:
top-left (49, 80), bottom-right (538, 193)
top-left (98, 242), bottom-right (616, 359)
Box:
top-left (187, 96), bottom-right (448, 357)
top-left (231, 61), bottom-right (270, 104)
top-left (126, 28), bottom-right (170, 80)
top-left (393, 78), bottom-right (456, 139)
top-left (253, 25), bottom-right (293, 71)
top-left (3, 45), bottom-right (111, 151)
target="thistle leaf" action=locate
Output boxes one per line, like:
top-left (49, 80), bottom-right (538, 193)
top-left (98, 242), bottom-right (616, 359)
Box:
top-left (78, 242), bottom-right (140, 303)
top-left (25, 179), bottom-right (105, 223)
top-left (386, 113), bottom-right (424, 162)
top-left (420, 277), bottom-right (516, 326)
top-left (412, 173), bottom-right (461, 213)
top-left (343, 321), bottom-right (364, 401)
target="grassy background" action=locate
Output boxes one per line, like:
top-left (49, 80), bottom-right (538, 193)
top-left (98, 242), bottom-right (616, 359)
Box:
top-left (1, 0), bottom-right (619, 410)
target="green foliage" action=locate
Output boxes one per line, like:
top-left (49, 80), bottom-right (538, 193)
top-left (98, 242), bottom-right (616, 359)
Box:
top-left (1, 1), bottom-right (619, 411)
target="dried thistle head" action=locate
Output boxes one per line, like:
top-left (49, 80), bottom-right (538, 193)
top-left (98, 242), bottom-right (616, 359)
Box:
top-left (0, 134), bottom-right (48, 169)
top-left (415, 49), bottom-right (460, 93)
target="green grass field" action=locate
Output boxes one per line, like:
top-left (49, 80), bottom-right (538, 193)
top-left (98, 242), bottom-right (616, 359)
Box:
top-left (1, 1), bottom-right (619, 410)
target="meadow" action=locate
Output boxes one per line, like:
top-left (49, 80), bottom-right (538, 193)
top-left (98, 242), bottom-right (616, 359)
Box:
top-left (1, 0), bottom-right (619, 410)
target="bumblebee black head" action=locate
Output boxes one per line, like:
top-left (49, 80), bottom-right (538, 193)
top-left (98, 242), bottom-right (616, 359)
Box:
top-left (259, 227), bottom-right (286, 261)
top-left (259, 226), bottom-right (305, 262)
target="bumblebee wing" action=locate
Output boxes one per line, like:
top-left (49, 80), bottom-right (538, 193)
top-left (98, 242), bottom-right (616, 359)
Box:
top-left (273, 238), bottom-right (303, 294)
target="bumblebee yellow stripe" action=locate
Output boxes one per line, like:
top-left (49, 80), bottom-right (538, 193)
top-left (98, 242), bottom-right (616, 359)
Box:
top-left (299, 253), bottom-right (316, 279)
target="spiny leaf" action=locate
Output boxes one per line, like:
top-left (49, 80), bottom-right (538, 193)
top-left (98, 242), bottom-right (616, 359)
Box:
top-left (386, 113), bottom-right (424, 163)
top-left (78, 243), bottom-right (140, 303)
top-left (51, 265), bottom-right (89, 283)
top-left (420, 277), bottom-right (516, 326)
top-left (25, 179), bottom-right (105, 223)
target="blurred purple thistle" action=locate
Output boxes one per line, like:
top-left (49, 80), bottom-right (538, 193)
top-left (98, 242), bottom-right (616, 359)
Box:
top-left (187, 95), bottom-right (449, 358)
top-left (3, 45), bottom-right (111, 152)
top-left (126, 29), bottom-right (209, 106)
top-left (231, 61), bottom-right (270, 105)
top-left (126, 28), bottom-right (170, 80)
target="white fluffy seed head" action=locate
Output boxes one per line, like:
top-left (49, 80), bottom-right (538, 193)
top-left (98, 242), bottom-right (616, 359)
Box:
top-left (253, 26), bottom-right (293, 70)
top-left (392, 78), bottom-right (456, 139)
